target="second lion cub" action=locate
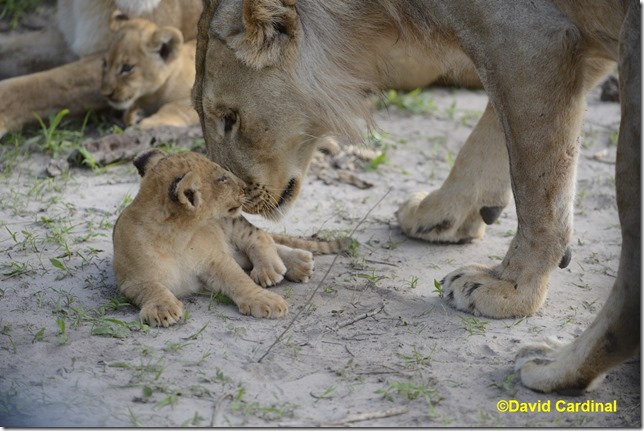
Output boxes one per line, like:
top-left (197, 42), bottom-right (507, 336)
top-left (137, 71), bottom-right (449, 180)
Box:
top-left (112, 149), bottom-right (348, 327)
top-left (101, 12), bottom-right (199, 129)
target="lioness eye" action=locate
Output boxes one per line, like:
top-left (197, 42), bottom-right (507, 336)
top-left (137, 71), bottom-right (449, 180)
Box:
top-left (223, 112), bottom-right (237, 134)
top-left (120, 64), bottom-right (134, 74)
top-left (218, 175), bottom-right (228, 183)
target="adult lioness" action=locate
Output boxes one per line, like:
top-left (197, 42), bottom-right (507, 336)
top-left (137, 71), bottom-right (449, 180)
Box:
top-left (193, 0), bottom-right (640, 393)
top-left (0, 0), bottom-right (202, 137)
top-left (101, 13), bottom-right (199, 129)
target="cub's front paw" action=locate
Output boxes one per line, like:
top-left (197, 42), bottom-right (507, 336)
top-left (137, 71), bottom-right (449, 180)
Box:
top-left (237, 290), bottom-right (288, 318)
top-left (282, 249), bottom-right (314, 283)
top-left (441, 264), bottom-right (546, 318)
top-left (251, 259), bottom-right (287, 287)
top-left (140, 297), bottom-right (184, 327)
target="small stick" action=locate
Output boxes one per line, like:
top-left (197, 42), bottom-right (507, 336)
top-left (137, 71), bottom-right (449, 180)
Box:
top-left (322, 406), bottom-right (409, 426)
top-left (364, 258), bottom-right (399, 267)
top-left (256, 187), bottom-right (392, 363)
top-left (210, 393), bottom-right (233, 427)
top-left (325, 303), bottom-right (385, 332)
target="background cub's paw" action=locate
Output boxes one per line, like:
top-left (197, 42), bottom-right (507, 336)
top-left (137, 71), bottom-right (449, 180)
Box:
top-left (282, 249), bottom-right (314, 283)
top-left (440, 264), bottom-right (542, 318)
top-left (140, 298), bottom-right (184, 327)
top-left (251, 259), bottom-right (287, 287)
top-left (237, 290), bottom-right (288, 318)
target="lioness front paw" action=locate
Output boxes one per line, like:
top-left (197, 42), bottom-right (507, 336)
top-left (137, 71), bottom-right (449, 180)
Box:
top-left (140, 297), bottom-right (184, 327)
top-left (514, 337), bottom-right (590, 394)
top-left (441, 264), bottom-right (546, 318)
top-left (237, 290), bottom-right (288, 318)
top-left (250, 259), bottom-right (287, 287)
top-left (397, 191), bottom-right (499, 244)
top-left (282, 249), bottom-right (314, 283)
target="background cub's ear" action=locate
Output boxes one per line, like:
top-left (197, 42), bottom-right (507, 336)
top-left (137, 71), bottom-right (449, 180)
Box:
top-left (219, 0), bottom-right (298, 69)
top-left (133, 149), bottom-right (167, 177)
top-left (148, 27), bottom-right (184, 63)
top-left (110, 10), bottom-right (130, 31)
top-left (169, 172), bottom-right (202, 211)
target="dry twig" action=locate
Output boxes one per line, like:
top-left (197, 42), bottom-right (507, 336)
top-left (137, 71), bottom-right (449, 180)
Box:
top-left (322, 406), bottom-right (409, 426)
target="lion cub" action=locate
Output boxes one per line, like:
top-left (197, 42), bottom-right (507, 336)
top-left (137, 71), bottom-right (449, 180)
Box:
top-left (101, 11), bottom-right (199, 129)
top-left (113, 149), bottom-right (348, 327)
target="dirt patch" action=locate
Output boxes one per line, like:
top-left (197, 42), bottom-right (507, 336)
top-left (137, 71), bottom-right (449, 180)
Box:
top-left (0, 85), bottom-right (639, 427)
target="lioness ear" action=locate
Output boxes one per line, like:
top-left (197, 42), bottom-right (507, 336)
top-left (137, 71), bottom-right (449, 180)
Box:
top-left (148, 27), bottom-right (183, 63)
top-left (228, 0), bottom-right (298, 69)
top-left (169, 172), bottom-right (202, 211)
top-left (110, 10), bottom-right (130, 31)
top-left (133, 149), bottom-right (167, 177)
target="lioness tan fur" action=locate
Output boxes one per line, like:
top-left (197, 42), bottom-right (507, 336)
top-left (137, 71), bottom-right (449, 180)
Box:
top-left (0, 0), bottom-right (202, 137)
top-left (113, 149), bottom-right (348, 326)
top-left (101, 13), bottom-right (199, 129)
top-left (193, 0), bottom-right (640, 393)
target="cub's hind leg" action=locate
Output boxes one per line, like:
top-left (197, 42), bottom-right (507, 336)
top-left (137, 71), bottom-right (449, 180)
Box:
top-left (276, 244), bottom-right (314, 283)
top-left (119, 281), bottom-right (184, 328)
top-left (397, 103), bottom-right (511, 244)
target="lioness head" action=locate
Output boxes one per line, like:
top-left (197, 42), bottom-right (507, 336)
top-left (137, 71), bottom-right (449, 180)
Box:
top-left (101, 11), bottom-right (184, 111)
top-left (133, 149), bottom-right (247, 221)
top-left (192, 0), bottom-right (374, 220)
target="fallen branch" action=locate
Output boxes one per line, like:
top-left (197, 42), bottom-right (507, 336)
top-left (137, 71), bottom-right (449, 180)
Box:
top-left (68, 125), bottom-right (203, 167)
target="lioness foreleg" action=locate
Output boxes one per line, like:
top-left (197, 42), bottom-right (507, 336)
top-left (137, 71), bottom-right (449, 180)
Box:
top-left (441, 9), bottom-right (587, 317)
top-left (397, 103), bottom-right (510, 243)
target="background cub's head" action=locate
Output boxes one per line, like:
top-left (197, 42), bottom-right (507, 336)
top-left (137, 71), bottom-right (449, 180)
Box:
top-left (101, 11), bottom-right (184, 111)
top-left (132, 149), bottom-right (247, 220)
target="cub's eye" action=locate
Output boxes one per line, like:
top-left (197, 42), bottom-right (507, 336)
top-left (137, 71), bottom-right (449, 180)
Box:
top-left (218, 175), bottom-right (228, 183)
top-left (120, 64), bottom-right (134, 74)
top-left (223, 111), bottom-right (237, 134)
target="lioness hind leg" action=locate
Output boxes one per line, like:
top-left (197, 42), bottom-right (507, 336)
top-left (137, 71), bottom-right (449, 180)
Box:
top-left (515, 272), bottom-right (639, 393)
top-left (120, 281), bottom-right (184, 327)
top-left (397, 103), bottom-right (511, 243)
top-left (516, 0), bottom-right (641, 393)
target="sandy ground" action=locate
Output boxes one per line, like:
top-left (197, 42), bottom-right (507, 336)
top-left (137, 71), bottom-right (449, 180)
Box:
top-left (0, 80), bottom-right (640, 427)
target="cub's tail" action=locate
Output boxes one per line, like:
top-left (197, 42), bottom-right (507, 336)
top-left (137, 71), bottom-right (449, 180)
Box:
top-left (271, 233), bottom-right (353, 255)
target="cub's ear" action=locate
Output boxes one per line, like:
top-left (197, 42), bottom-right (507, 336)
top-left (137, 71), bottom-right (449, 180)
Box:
top-left (110, 10), bottom-right (130, 31)
top-left (169, 172), bottom-right (202, 211)
top-left (224, 0), bottom-right (298, 69)
top-left (133, 148), bottom-right (167, 177)
top-left (148, 27), bottom-right (183, 63)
